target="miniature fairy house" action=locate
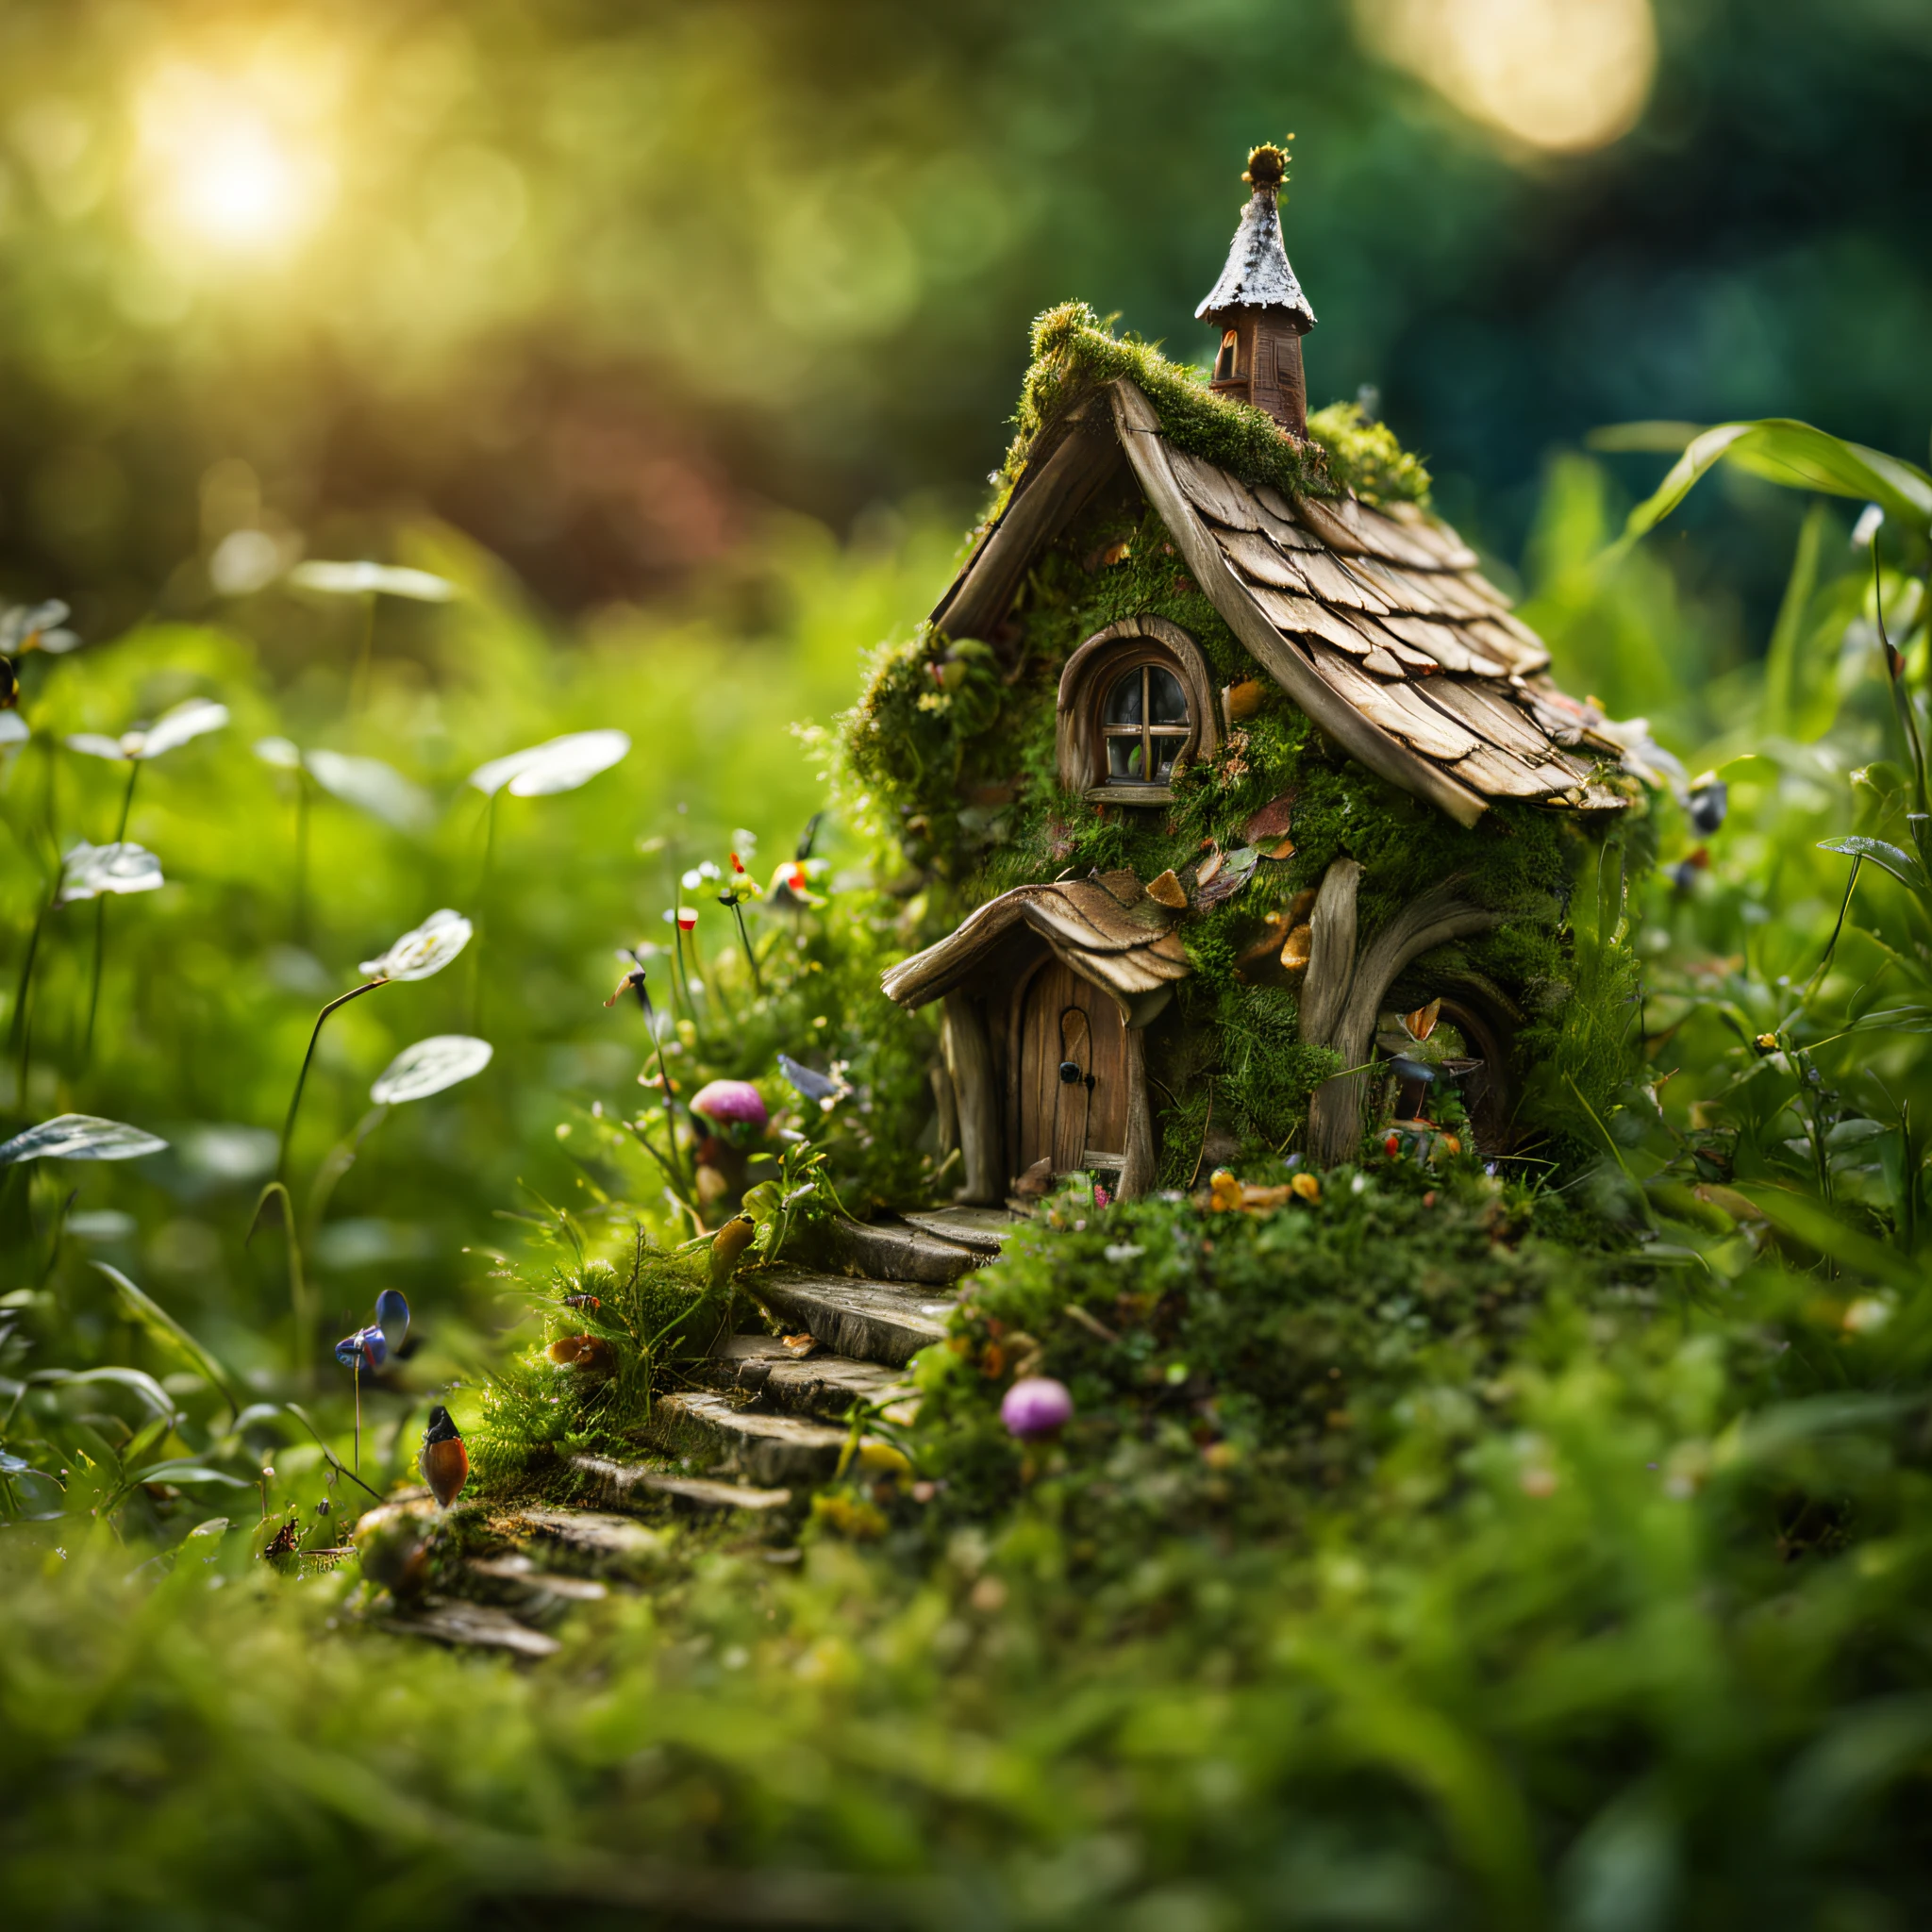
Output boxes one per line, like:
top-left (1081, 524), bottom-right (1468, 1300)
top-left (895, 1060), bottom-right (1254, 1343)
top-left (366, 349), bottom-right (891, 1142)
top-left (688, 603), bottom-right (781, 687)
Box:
top-left (855, 146), bottom-right (1652, 1203)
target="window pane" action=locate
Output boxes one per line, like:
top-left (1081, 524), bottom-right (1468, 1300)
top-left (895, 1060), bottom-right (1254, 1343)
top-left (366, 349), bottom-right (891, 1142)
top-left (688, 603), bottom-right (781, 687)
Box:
top-left (1108, 734), bottom-right (1146, 780)
top-left (1150, 734), bottom-right (1184, 782)
top-left (1103, 669), bottom-right (1143, 726)
top-left (1147, 667), bottom-right (1189, 725)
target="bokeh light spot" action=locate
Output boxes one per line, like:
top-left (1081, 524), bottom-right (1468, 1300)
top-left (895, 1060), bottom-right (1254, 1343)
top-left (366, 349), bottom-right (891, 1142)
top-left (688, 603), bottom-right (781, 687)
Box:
top-left (1356, 0), bottom-right (1657, 154)
top-left (135, 62), bottom-right (336, 257)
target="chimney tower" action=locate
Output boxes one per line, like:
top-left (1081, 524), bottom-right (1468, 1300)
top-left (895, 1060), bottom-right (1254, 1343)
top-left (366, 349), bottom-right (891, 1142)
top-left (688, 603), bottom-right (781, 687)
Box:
top-left (1196, 142), bottom-right (1315, 440)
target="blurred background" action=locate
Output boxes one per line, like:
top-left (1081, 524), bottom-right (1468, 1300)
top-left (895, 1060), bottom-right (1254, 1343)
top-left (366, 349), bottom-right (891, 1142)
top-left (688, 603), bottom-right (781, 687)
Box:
top-left (2, 0), bottom-right (1927, 637)
top-left (3, 0), bottom-right (1930, 1378)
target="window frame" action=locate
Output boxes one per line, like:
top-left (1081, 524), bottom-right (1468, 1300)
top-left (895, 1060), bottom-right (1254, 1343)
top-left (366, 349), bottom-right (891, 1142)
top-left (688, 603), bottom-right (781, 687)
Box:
top-left (1097, 651), bottom-right (1193, 789)
top-left (1054, 616), bottom-right (1222, 806)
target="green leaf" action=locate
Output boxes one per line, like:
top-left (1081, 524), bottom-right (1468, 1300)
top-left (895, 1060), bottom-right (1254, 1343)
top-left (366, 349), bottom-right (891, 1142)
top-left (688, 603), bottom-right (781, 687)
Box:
top-left (130, 1458), bottom-right (252, 1490)
top-left (1610, 419), bottom-right (1932, 553)
top-left (1732, 1185), bottom-right (1921, 1294)
top-left (30, 1364), bottom-right (177, 1420)
top-left (92, 1263), bottom-right (242, 1420)
top-left (1762, 502), bottom-right (1826, 739)
top-left (1817, 837), bottom-right (1930, 894)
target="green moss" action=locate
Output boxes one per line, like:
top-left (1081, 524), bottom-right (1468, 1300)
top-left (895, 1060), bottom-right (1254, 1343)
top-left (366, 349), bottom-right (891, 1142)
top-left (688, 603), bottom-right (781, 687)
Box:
top-left (912, 1170), bottom-right (1617, 1533)
top-left (470, 1242), bottom-right (724, 1484)
top-left (1005, 303), bottom-right (1432, 514)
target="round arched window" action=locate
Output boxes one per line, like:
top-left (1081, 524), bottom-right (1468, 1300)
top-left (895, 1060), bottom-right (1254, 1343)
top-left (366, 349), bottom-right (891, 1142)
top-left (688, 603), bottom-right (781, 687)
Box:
top-left (1101, 661), bottom-right (1191, 784)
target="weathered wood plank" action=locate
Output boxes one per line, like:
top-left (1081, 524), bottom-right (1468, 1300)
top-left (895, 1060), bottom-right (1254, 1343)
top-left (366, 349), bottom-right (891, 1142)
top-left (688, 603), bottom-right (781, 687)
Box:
top-left (933, 409), bottom-right (1121, 642)
top-left (1167, 446), bottom-right (1264, 530)
top-left (1298, 856), bottom-right (1361, 1048)
top-left (1420, 678), bottom-right (1565, 761)
top-left (1108, 380), bottom-right (1487, 828)
top-left (1302, 641), bottom-right (1483, 763)
top-left (1307, 884), bottom-right (1504, 1165)
top-left (1382, 500), bottom-right (1481, 570)
top-left (942, 992), bottom-right (1002, 1208)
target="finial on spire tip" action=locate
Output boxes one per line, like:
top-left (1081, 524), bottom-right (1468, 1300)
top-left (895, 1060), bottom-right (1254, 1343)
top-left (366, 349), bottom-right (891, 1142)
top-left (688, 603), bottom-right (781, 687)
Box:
top-left (1243, 140), bottom-right (1291, 191)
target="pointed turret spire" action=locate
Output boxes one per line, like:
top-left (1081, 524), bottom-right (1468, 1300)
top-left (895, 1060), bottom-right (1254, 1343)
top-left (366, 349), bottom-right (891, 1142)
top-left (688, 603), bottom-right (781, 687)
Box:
top-left (1196, 142), bottom-right (1315, 439)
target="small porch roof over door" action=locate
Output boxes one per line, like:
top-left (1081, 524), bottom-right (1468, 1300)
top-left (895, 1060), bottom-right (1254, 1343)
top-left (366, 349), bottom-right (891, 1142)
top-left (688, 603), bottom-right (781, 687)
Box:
top-left (880, 869), bottom-right (1191, 1028)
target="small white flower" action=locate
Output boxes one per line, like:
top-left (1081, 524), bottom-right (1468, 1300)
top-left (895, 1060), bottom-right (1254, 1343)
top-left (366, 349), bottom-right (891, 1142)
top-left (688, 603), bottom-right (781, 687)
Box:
top-left (371, 1034), bottom-right (493, 1105)
top-left (1851, 504), bottom-right (1886, 550)
top-left (303, 748), bottom-right (434, 832)
top-left (0, 601), bottom-right (78, 654)
top-left (0, 1114), bottom-right (167, 1166)
top-left (359, 908), bottom-right (473, 982)
top-left (288, 559), bottom-right (455, 601)
top-left (66, 696), bottom-right (228, 762)
top-left (468, 729), bottom-right (630, 799)
top-left (58, 841), bottom-right (164, 905)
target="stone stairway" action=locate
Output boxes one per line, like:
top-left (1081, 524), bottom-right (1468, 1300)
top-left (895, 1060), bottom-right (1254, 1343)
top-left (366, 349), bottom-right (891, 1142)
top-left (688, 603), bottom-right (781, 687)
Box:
top-left (642, 1208), bottom-right (1013, 1486)
top-left (361, 1208), bottom-right (1021, 1652)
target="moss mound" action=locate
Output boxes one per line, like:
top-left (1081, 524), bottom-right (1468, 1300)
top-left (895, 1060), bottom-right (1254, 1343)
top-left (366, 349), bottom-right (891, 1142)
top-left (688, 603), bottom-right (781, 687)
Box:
top-left (1006, 302), bottom-right (1432, 513)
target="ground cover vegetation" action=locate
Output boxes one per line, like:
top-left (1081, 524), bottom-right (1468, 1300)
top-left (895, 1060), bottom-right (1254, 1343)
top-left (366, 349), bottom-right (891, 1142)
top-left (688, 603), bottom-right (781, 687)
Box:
top-left (6, 390), bottom-right (1932, 1931)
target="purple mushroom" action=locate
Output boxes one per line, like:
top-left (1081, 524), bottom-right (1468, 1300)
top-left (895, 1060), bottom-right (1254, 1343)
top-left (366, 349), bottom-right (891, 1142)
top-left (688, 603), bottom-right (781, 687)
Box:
top-left (690, 1079), bottom-right (769, 1139)
top-left (1001, 1376), bottom-right (1074, 1440)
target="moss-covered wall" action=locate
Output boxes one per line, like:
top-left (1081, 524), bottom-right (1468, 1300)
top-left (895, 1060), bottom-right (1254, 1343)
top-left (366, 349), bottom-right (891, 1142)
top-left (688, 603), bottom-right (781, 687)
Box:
top-left (842, 312), bottom-right (1652, 1176)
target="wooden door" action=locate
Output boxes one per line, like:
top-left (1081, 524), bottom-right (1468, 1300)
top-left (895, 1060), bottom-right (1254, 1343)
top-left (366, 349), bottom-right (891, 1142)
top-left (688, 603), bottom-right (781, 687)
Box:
top-left (1012, 960), bottom-right (1130, 1180)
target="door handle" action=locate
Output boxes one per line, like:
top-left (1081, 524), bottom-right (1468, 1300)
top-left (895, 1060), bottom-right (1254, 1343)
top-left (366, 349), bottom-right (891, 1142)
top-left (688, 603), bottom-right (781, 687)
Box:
top-left (1058, 1061), bottom-right (1094, 1091)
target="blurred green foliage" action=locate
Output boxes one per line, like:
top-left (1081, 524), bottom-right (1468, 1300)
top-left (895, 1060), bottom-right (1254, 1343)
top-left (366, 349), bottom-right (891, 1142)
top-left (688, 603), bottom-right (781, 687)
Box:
top-left (0, 0), bottom-right (1928, 633)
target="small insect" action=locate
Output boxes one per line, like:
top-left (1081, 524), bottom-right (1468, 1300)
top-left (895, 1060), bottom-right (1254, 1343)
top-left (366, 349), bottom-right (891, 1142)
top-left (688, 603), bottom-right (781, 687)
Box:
top-left (262, 1516), bottom-right (303, 1560)
top-left (420, 1405), bottom-right (469, 1508)
top-left (561, 1292), bottom-right (602, 1311)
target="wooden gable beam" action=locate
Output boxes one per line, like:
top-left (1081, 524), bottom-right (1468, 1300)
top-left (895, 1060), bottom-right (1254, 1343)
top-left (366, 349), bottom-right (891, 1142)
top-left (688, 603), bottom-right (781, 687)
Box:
top-left (931, 401), bottom-right (1122, 643)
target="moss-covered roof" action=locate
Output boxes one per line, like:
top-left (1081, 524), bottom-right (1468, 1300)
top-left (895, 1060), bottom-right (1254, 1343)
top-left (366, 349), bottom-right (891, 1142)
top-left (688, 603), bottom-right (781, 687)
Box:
top-left (1000, 302), bottom-right (1431, 515)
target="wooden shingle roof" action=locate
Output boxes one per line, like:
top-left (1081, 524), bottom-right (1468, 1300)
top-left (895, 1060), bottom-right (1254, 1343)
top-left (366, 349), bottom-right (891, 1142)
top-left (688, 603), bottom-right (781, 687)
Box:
top-left (880, 870), bottom-right (1189, 1021)
top-left (933, 377), bottom-right (1638, 828)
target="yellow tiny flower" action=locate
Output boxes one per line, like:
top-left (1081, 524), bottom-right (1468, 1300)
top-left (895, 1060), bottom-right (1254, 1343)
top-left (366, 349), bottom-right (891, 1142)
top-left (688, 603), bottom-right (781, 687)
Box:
top-left (1291, 1172), bottom-right (1321, 1203)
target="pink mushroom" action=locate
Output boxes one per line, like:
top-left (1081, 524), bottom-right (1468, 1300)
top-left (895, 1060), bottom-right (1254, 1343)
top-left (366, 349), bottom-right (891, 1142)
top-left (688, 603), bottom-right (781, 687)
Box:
top-left (1001, 1376), bottom-right (1074, 1440)
top-left (690, 1078), bottom-right (769, 1137)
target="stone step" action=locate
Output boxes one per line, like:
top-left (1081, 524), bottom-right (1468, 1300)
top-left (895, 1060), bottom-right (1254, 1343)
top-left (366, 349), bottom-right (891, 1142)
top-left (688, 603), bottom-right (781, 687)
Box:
top-left (569, 1455), bottom-right (793, 1516)
top-left (383, 1596), bottom-right (561, 1657)
top-left (647, 1390), bottom-right (851, 1487)
top-left (899, 1206), bottom-right (1023, 1256)
top-left (703, 1333), bottom-right (911, 1422)
top-left (465, 1553), bottom-right (610, 1617)
top-left (752, 1268), bottom-right (958, 1368)
top-left (512, 1505), bottom-right (675, 1576)
top-left (798, 1214), bottom-right (986, 1285)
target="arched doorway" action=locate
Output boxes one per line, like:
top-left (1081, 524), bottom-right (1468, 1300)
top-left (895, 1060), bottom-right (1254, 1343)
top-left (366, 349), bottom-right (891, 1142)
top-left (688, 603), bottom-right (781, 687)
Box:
top-left (1011, 959), bottom-right (1131, 1181)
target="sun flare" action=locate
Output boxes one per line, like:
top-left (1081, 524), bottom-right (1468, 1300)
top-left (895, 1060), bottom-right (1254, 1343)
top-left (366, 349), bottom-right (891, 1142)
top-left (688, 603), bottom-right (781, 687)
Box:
top-left (135, 61), bottom-right (335, 255)
top-left (1355, 0), bottom-right (1657, 154)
